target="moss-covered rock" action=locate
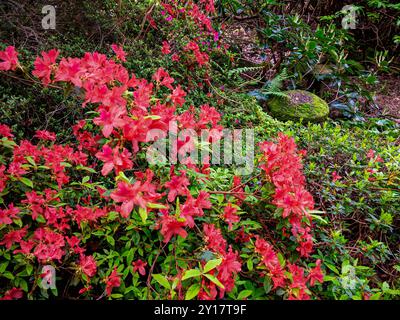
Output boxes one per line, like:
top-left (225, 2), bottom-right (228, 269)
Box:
top-left (267, 90), bottom-right (329, 123)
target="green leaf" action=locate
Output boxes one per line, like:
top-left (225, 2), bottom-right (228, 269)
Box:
top-left (127, 249), bottom-right (134, 265)
top-left (152, 274), bottom-right (171, 290)
top-left (26, 264), bottom-right (33, 276)
top-left (0, 261), bottom-right (9, 273)
top-left (277, 253), bottom-right (286, 267)
top-left (36, 215), bottom-right (46, 223)
top-left (19, 278), bottom-right (28, 292)
top-left (82, 176), bottom-right (90, 183)
top-left (185, 283), bottom-right (201, 300)
top-left (2, 271), bottom-right (14, 280)
top-left (203, 258), bottom-right (222, 273)
top-left (263, 276), bottom-right (272, 294)
top-left (324, 262), bottom-right (340, 275)
top-left (19, 177), bottom-right (33, 188)
top-left (116, 171), bottom-right (130, 183)
top-left (76, 165), bottom-right (96, 173)
top-left (237, 290), bottom-right (253, 300)
top-left (204, 274), bottom-right (224, 289)
top-left (144, 115), bottom-right (161, 120)
top-left (107, 211), bottom-right (119, 221)
top-left (147, 203), bottom-right (167, 209)
top-left (1, 138), bottom-right (17, 148)
top-left (247, 258), bottom-right (253, 271)
top-left (106, 236), bottom-right (115, 246)
top-left (182, 269), bottom-right (202, 280)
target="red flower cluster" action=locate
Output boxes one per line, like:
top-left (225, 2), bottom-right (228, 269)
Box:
top-left (199, 224), bottom-right (241, 299)
top-left (254, 237), bottom-right (324, 300)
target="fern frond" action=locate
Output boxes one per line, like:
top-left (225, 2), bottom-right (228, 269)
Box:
top-left (263, 68), bottom-right (288, 92)
top-left (228, 65), bottom-right (265, 78)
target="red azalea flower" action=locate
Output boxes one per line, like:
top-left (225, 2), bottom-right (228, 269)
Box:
top-left (79, 255), bottom-right (97, 278)
top-left (0, 124), bottom-right (14, 138)
top-left (203, 223), bottom-right (227, 255)
top-left (153, 67), bottom-right (175, 90)
top-left (95, 144), bottom-right (133, 176)
top-left (93, 105), bottom-right (126, 138)
top-left (79, 286), bottom-right (92, 295)
top-left (0, 204), bottom-right (20, 225)
top-left (332, 171), bottom-right (342, 182)
top-left (32, 228), bottom-right (66, 262)
top-left (32, 49), bottom-right (60, 86)
top-left (55, 57), bottom-right (83, 86)
top-left (164, 170), bottom-right (190, 202)
top-left (170, 85), bottom-right (187, 106)
top-left (223, 203), bottom-right (240, 230)
top-left (367, 149), bottom-right (383, 163)
top-left (35, 130), bottom-right (56, 141)
top-left (0, 226), bottom-right (28, 249)
top-left (111, 44), bottom-right (127, 62)
top-left (158, 212), bottom-right (187, 243)
top-left (110, 181), bottom-right (149, 217)
top-left (308, 259), bottom-right (324, 286)
top-left (161, 41), bottom-right (171, 55)
top-left (0, 288), bottom-right (23, 300)
top-left (171, 53), bottom-right (180, 62)
top-left (105, 267), bottom-right (121, 296)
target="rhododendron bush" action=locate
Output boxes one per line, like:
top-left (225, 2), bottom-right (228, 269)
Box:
top-left (0, 1), bottom-right (324, 300)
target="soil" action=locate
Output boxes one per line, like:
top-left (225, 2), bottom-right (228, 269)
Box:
top-left (374, 75), bottom-right (400, 119)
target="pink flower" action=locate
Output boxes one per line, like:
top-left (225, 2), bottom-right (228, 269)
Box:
top-left (308, 259), bottom-right (324, 286)
top-left (223, 203), bottom-right (240, 230)
top-left (0, 288), bottom-right (23, 300)
top-left (164, 170), bottom-right (190, 202)
top-left (332, 171), bottom-right (342, 182)
top-left (32, 49), bottom-right (60, 86)
top-left (79, 255), bottom-right (97, 278)
top-left (132, 259), bottom-right (147, 276)
top-left (0, 227), bottom-right (28, 249)
top-left (0, 204), bottom-right (20, 225)
top-left (161, 41), bottom-right (171, 55)
top-left (0, 124), bottom-right (14, 138)
top-left (111, 44), bottom-right (127, 62)
top-left (0, 46), bottom-right (19, 71)
top-left (110, 181), bottom-right (149, 217)
top-left (171, 54), bottom-right (180, 62)
top-left (153, 67), bottom-right (174, 89)
top-left (203, 223), bottom-right (227, 255)
top-left (35, 130), bottom-right (56, 141)
top-left (367, 149), bottom-right (383, 163)
top-left (158, 212), bottom-right (188, 243)
top-left (95, 144), bottom-right (133, 176)
top-left (170, 85), bottom-right (187, 106)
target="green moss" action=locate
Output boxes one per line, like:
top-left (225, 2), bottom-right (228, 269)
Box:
top-left (268, 90), bottom-right (329, 123)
